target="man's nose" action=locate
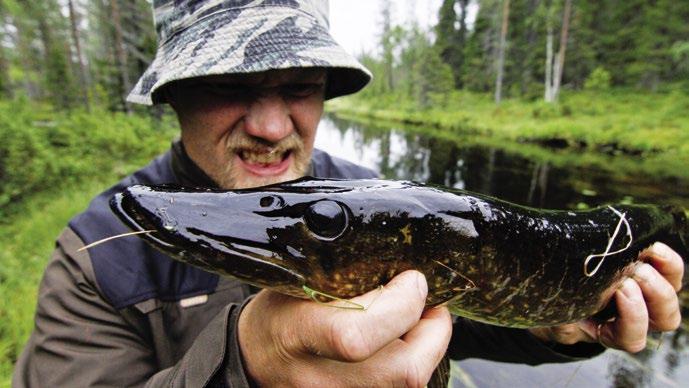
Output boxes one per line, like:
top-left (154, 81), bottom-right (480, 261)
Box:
top-left (244, 93), bottom-right (293, 143)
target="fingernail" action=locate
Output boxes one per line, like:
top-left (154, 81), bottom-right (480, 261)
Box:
top-left (649, 242), bottom-right (673, 258)
top-left (619, 278), bottom-right (639, 299)
top-left (633, 263), bottom-right (655, 284)
top-left (412, 271), bottom-right (428, 300)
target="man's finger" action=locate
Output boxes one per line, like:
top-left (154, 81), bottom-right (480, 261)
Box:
top-left (600, 278), bottom-right (648, 352)
top-left (352, 305), bottom-right (453, 387)
top-left (632, 263), bottom-right (681, 331)
top-left (401, 306), bottom-right (453, 377)
top-left (303, 270), bottom-right (428, 362)
top-left (638, 242), bottom-right (684, 292)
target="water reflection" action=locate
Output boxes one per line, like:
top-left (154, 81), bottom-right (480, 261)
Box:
top-left (315, 113), bottom-right (689, 388)
top-left (319, 114), bottom-right (689, 210)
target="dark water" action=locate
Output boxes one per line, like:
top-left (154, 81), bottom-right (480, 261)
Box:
top-left (315, 114), bottom-right (689, 388)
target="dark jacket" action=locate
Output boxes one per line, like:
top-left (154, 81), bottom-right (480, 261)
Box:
top-left (13, 143), bottom-right (599, 387)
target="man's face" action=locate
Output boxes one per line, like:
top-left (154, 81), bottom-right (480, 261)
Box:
top-left (169, 68), bottom-right (326, 189)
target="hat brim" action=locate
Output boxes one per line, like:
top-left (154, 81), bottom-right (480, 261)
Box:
top-left (127, 5), bottom-right (371, 105)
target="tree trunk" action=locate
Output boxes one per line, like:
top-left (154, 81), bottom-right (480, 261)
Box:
top-left (456, 0), bottom-right (470, 88)
top-left (544, 1), bottom-right (554, 102)
top-left (520, 0), bottom-right (540, 95)
top-left (68, 0), bottom-right (90, 111)
top-left (0, 13), bottom-right (11, 98)
top-left (381, 0), bottom-right (394, 91)
top-left (544, 26), bottom-right (553, 101)
top-left (551, 0), bottom-right (572, 102)
top-left (494, 0), bottom-right (510, 104)
top-left (110, 0), bottom-right (131, 113)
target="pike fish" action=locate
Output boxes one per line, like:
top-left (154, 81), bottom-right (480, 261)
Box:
top-left (110, 177), bottom-right (688, 328)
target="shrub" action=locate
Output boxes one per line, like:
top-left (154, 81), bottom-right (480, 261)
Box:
top-left (0, 100), bottom-right (176, 217)
top-left (584, 67), bottom-right (612, 91)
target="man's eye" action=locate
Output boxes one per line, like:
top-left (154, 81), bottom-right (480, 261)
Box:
top-left (198, 83), bottom-right (250, 99)
top-left (281, 83), bottom-right (324, 98)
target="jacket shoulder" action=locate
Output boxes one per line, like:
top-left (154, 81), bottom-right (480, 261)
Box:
top-left (68, 151), bottom-right (218, 309)
top-left (311, 148), bottom-right (378, 179)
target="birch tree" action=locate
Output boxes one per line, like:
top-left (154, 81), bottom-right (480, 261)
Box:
top-left (110, 0), bottom-right (132, 113)
top-left (544, 0), bottom-right (572, 102)
top-left (494, 0), bottom-right (510, 104)
top-left (68, 0), bottom-right (90, 110)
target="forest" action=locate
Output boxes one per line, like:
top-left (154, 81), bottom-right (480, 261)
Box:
top-left (332, 0), bottom-right (689, 169)
top-left (0, 0), bottom-right (688, 385)
top-left (358, 0), bottom-right (689, 102)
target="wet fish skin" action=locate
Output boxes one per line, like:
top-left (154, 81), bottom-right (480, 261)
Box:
top-left (110, 177), bottom-right (688, 328)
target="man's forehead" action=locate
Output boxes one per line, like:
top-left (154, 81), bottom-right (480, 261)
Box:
top-left (200, 68), bottom-right (326, 85)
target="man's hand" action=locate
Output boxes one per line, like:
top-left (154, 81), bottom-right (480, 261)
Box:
top-left (530, 242), bottom-right (684, 352)
top-left (238, 270), bottom-right (452, 387)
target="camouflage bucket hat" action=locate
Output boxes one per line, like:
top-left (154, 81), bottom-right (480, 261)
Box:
top-left (128, 0), bottom-right (372, 105)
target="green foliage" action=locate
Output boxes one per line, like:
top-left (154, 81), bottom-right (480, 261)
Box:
top-left (435, 0), bottom-right (468, 88)
top-left (0, 179), bottom-right (116, 387)
top-left (584, 67), bottom-right (612, 91)
top-left (410, 36), bottom-right (454, 108)
top-left (671, 41), bottom-right (689, 74)
top-left (0, 99), bottom-right (177, 216)
top-left (0, 99), bottom-right (176, 384)
top-left (362, 0), bottom-right (689, 102)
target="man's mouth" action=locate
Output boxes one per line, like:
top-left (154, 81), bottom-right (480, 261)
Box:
top-left (236, 148), bottom-right (293, 176)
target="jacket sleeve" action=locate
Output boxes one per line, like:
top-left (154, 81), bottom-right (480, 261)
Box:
top-left (449, 317), bottom-right (605, 364)
top-left (12, 227), bottom-right (251, 388)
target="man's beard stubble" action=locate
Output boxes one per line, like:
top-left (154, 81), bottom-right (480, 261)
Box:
top-left (217, 130), bottom-right (310, 189)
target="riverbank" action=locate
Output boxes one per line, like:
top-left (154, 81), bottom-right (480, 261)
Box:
top-left (326, 89), bottom-right (689, 179)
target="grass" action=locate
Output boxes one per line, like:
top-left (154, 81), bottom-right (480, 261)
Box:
top-left (0, 179), bottom-right (117, 387)
top-left (327, 88), bottom-right (689, 180)
top-left (0, 101), bottom-right (179, 386)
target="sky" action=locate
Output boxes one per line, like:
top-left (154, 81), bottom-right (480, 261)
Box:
top-left (328, 0), bottom-right (444, 56)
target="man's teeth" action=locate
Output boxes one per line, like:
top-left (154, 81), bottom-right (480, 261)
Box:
top-left (240, 150), bottom-right (286, 164)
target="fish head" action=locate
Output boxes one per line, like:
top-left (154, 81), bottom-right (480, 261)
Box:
top-left (110, 177), bottom-right (470, 299)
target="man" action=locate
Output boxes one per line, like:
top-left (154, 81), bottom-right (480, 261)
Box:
top-left (14, 1), bottom-right (683, 387)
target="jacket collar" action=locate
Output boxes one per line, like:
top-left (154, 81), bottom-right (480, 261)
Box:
top-left (170, 140), bottom-right (218, 188)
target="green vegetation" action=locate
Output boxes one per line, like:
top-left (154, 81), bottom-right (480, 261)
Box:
top-left (327, 87), bottom-right (689, 180)
top-left (0, 180), bottom-right (110, 386)
top-left (0, 99), bottom-right (177, 216)
top-left (0, 99), bottom-right (177, 386)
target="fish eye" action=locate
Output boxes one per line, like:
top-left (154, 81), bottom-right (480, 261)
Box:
top-left (304, 200), bottom-right (349, 240)
top-left (259, 195), bottom-right (284, 208)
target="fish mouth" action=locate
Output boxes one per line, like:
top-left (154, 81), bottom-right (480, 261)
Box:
top-left (110, 192), bottom-right (178, 251)
top-left (109, 186), bottom-right (307, 290)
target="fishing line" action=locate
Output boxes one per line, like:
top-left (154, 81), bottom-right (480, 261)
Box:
top-left (302, 285), bottom-right (384, 311)
top-left (433, 260), bottom-right (477, 291)
top-left (76, 230), bottom-right (156, 252)
top-left (583, 206), bottom-right (633, 277)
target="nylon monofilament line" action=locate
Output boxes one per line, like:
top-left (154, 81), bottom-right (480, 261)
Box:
top-left (77, 230), bottom-right (156, 252)
top-left (583, 206), bottom-right (633, 277)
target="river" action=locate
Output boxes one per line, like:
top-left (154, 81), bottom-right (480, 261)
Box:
top-left (314, 113), bottom-right (689, 388)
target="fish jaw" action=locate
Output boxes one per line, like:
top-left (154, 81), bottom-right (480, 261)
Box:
top-left (109, 185), bottom-right (307, 294)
